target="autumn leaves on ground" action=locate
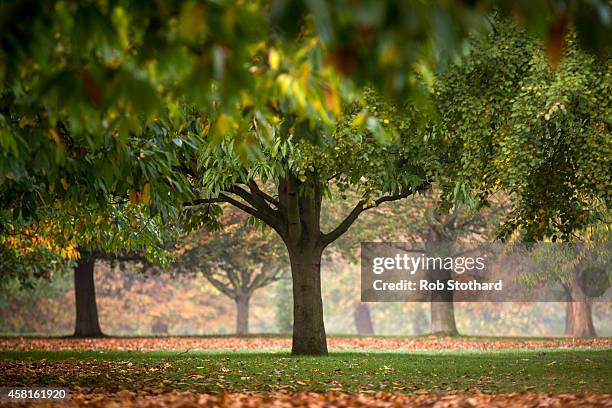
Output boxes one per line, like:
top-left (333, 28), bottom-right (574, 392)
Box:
top-left (1, 336), bottom-right (610, 407)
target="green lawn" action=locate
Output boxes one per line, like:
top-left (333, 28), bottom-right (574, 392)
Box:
top-left (1, 349), bottom-right (610, 394)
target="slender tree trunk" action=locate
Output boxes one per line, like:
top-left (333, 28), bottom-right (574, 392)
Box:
top-left (235, 295), bottom-right (250, 336)
top-left (289, 246), bottom-right (328, 355)
top-left (565, 278), bottom-right (596, 337)
top-left (73, 256), bottom-right (104, 338)
top-left (354, 303), bottom-right (374, 334)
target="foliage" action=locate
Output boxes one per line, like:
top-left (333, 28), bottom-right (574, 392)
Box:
top-left (0, 221), bottom-right (77, 286)
top-left (434, 21), bottom-right (611, 240)
top-left (3, 0), bottom-right (609, 225)
top-left (516, 227), bottom-right (611, 296)
top-left (192, 86), bottom-right (432, 241)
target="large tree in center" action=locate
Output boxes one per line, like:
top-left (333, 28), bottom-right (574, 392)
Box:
top-left (189, 95), bottom-right (432, 355)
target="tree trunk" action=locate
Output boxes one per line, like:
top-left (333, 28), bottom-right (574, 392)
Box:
top-left (73, 256), bottom-right (104, 338)
top-left (354, 303), bottom-right (374, 334)
top-left (565, 278), bottom-right (596, 337)
top-left (430, 266), bottom-right (458, 335)
top-left (289, 247), bottom-right (328, 355)
top-left (430, 299), bottom-right (458, 336)
top-left (426, 228), bottom-right (458, 336)
top-left (235, 295), bottom-right (250, 336)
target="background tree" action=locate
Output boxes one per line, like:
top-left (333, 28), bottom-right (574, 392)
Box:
top-left (176, 207), bottom-right (288, 335)
top-left (433, 20), bottom-right (610, 242)
top-left (2, 203), bottom-right (179, 338)
top-left (433, 21), bottom-right (610, 336)
top-left (518, 229), bottom-right (611, 337)
top-left (328, 189), bottom-right (506, 336)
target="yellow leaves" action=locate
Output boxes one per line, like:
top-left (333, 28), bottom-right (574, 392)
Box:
top-left (60, 243), bottom-right (79, 260)
top-left (277, 73), bottom-right (291, 95)
top-left (128, 183), bottom-right (151, 205)
top-left (268, 48), bottom-right (280, 71)
top-left (297, 60), bottom-right (312, 88)
top-left (239, 91), bottom-right (253, 109)
top-left (142, 183), bottom-right (151, 205)
top-left (351, 112), bottom-right (368, 128)
top-left (19, 117), bottom-right (36, 128)
top-left (215, 113), bottom-right (233, 136)
top-left (60, 178), bottom-right (68, 190)
top-left (0, 222), bottom-right (79, 260)
top-left (291, 81), bottom-right (307, 111)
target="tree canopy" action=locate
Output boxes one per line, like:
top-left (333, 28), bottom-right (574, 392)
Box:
top-left (433, 21), bottom-right (611, 241)
top-left (2, 0), bottom-right (610, 231)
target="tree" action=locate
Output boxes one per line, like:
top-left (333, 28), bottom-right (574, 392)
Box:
top-left (326, 187), bottom-right (506, 336)
top-left (519, 232), bottom-right (611, 337)
top-left (176, 207), bottom-right (288, 335)
top-left (433, 20), bottom-right (610, 241)
top-left (69, 204), bottom-right (181, 338)
top-left (2, 203), bottom-right (179, 338)
top-left (187, 86), bottom-right (432, 354)
top-left (433, 21), bottom-right (610, 336)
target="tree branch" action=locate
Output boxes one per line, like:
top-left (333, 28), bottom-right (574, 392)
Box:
top-left (247, 180), bottom-right (280, 208)
top-left (322, 181), bottom-right (430, 246)
top-left (186, 193), bottom-right (264, 223)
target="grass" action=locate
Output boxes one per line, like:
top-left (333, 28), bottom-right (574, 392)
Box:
top-left (1, 349), bottom-right (611, 394)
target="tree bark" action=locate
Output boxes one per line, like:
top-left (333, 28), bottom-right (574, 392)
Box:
top-left (354, 303), bottom-right (374, 334)
top-left (426, 229), bottom-right (458, 336)
top-left (73, 255), bottom-right (104, 338)
top-left (235, 295), bottom-right (250, 336)
top-left (430, 298), bottom-right (458, 336)
top-left (565, 276), bottom-right (596, 337)
top-left (565, 301), bottom-right (596, 337)
top-left (289, 246), bottom-right (328, 355)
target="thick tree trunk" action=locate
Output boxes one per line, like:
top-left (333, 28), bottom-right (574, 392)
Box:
top-left (426, 228), bottom-right (458, 336)
top-left (430, 299), bottom-right (458, 336)
top-left (354, 303), bottom-right (374, 334)
top-left (430, 266), bottom-right (458, 336)
top-left (235, 295), bottom-right (250, 336)
top-left (565, 279), bottom-right (596, 337)
top-left (289, 247), bottom-right (328, 355)
top-left (565, 301), bottom-right (596, 337)
top-left (73, 256), bottom-right (104, 338)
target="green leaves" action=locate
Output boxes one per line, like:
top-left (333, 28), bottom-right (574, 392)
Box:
top-left (434, 21), bottom-right (611, 241)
